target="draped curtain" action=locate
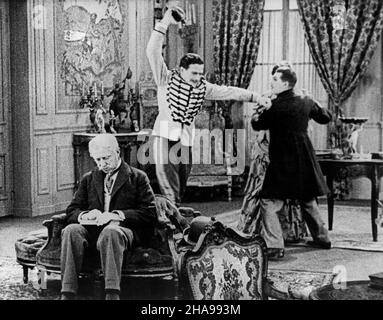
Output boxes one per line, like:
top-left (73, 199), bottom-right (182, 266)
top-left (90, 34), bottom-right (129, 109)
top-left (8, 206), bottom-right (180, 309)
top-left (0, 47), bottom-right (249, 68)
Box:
top-left (212, 0), bottom-right (265, 127)
top-left (296, 0), bottom-right (383, 148)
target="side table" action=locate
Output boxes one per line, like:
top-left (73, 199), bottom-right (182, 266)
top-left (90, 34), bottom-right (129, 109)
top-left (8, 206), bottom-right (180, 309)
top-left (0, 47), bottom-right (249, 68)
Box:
top-left (318, 159), bottom-right (383, 242)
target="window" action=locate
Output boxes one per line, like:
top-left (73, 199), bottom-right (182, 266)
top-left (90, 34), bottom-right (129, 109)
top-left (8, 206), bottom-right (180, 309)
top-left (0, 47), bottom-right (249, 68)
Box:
top-left (247, 0), bottom-right (328, 149)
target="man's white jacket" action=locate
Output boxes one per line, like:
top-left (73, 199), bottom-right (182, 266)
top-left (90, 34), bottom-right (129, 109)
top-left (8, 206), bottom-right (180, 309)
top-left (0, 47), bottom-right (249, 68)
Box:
top-left (146, 22), bottom-right (260, 146)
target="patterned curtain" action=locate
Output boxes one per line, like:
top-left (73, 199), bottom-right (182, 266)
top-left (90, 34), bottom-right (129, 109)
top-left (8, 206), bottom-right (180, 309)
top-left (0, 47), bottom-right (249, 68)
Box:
top-left (212, 0), bottom-right (265, 127)
top-left (296, 0), bottom-right (383, 149)
top-left (212, 0), bottom-right (265, 88)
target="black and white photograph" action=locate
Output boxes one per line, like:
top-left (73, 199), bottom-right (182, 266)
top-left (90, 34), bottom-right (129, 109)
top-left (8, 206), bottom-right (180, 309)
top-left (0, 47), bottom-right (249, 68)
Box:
top-left (1, 0), bottom-right (383, 305)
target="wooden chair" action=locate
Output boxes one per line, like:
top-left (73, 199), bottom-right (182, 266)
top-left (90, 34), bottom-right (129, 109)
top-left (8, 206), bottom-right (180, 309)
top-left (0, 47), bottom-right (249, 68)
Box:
top-left (178, 220), bottom-right (296, 300)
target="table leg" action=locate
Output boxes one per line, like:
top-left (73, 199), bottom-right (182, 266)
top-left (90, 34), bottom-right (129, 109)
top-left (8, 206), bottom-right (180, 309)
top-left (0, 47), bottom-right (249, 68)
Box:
top-left (371, 165), bottom-right (379, 242)
top-left (326, 175), bottom-right (334, 231)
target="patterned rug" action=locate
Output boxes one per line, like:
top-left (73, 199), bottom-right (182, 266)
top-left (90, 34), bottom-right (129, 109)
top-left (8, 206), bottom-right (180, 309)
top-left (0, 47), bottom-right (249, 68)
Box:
top-left (267, 268), bottom-right (335, 299)
top-left (1, 257), bottom-right (334, 300)
top-left (288, 234), bottom-right (383, 252)
top-left (0, 257), bottom-right (174, 300)
top-left (0, 257), bottom-right (57, 300)
top-left (215, 206), bottom-right (383, 252)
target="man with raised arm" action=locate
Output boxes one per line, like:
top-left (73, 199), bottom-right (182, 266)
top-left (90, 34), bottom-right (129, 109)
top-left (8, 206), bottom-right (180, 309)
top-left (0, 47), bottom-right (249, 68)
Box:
top-left (146, 7), bottom-right (271, 207)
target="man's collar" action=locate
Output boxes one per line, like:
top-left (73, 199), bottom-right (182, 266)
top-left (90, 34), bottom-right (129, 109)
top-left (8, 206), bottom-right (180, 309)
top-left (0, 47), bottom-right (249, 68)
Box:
top-left (104, 159), bottom-right (122, 177)
top-left (172, 70), bottom-right (206, 89)
top-left (276, 88), bottom-right (295, 98)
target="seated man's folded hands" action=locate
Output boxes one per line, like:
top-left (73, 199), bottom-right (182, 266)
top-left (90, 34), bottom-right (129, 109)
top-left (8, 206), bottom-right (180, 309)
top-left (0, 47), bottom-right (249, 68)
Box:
top-left (96, 212), bottom-right (123, 226)
top-left (79, 209), bottom-right (124, 226)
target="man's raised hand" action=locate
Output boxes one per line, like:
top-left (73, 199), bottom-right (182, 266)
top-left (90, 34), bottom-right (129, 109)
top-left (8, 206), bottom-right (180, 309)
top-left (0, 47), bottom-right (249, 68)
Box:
top-left (162, 6), bottom-right (184, 26)
top-left (258, 96), bottom-right (272, 110)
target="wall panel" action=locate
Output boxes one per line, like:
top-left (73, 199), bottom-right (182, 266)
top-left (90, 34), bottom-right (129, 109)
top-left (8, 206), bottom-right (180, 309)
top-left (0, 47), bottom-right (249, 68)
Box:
top-left (56, 145), bottom-right (75, 192)
top-left (36, 147), bottom-right (50, 195)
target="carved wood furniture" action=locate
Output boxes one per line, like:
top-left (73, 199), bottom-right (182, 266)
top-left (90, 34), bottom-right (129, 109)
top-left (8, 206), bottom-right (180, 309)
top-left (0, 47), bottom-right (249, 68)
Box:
top-left (318, 159), bottom-right (383, 241)
top-left (187, 164), bottom-right (238, 201)
top-left (15, 230), bottom-right (47, 284)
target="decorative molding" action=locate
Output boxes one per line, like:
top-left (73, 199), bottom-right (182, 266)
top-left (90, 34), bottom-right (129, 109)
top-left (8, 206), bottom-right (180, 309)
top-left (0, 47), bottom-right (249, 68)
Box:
top-left (29, 0), bottom-right (49, 115)
top-left (35, 9), bottom-right (47, 115)
top-left (0, 156), bottom-right (5, 194)
top-left (0, 132), bottom-right (4, 151)
top-left (56, 145), bottom-right (75, 191)
top-left (34, 126), bottom-right (88, 136)
top-left (36, 148), bottom-right (50, 195)
top-left (54, 109), bottom-right (89, 115)
top-left (363, 122), bottom-right (383, 129)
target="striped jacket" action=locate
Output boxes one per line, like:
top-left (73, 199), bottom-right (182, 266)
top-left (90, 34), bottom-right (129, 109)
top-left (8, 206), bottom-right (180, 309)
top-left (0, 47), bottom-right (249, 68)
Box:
top-left (146, 22), bottom-right (260, 146)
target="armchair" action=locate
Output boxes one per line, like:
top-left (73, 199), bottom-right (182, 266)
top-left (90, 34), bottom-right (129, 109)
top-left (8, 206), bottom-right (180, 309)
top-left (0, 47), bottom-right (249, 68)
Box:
top-left (178, 221), bottom-right (297, 300)
top-left (15, 195), bottom-right (200, 295)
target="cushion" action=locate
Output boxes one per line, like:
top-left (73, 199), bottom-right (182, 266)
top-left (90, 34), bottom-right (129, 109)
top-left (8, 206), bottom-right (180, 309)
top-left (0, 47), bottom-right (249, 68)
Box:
top-left (15, 229), bottom-right (47, 264)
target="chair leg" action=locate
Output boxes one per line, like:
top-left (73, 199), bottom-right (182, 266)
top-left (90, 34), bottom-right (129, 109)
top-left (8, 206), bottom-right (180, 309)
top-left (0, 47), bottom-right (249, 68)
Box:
top-left (37, 268), bottom-right (47, 291)
top-left (173, 277), bottom-right (180, 300)
top-left (23, 266), bottom-right (29, 284)
top-left (228, 176), bottom-right (232, 201)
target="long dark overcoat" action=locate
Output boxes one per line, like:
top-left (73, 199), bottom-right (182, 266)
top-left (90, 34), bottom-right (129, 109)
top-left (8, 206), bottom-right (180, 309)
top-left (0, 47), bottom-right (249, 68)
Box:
top-left (251, 89), bottom-right (331, 200)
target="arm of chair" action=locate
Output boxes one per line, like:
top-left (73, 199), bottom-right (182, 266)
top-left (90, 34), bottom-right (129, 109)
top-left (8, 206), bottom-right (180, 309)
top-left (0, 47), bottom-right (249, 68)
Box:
top-left (40, 213), bottom-right (67, 250)
top-left (155, 194), bottom-right (191, 231)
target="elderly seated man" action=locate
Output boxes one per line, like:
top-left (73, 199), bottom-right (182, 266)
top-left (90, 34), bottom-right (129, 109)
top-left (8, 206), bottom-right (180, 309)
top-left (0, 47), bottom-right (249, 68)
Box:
top-left (60, 134), bottom-right (157, 300)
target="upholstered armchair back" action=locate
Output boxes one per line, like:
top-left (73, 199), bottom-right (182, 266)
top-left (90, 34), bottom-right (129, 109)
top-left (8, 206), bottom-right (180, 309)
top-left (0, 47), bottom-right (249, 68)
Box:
top-left (179, 221), bottom-right (268, 300)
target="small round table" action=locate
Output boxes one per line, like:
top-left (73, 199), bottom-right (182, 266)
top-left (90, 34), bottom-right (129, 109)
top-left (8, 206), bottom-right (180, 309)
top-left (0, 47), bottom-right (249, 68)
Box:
top-left (310, 281), bottom-right (383, 300)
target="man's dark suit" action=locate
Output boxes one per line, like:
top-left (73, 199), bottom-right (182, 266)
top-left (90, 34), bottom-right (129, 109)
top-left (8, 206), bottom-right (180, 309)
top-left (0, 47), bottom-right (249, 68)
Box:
top-left (61, 161), bottom-right (157, 295)
top-left (251, 89), bottom-right (332, 249)
top-left (66, 161), bottom-right (157, 244)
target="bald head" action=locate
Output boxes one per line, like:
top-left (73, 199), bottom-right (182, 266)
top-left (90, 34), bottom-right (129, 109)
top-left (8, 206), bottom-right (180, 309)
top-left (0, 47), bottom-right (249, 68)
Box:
top-left (89, 134), bottom-right (120, 173)
top-left (89, 134), bottom-right (119, 156)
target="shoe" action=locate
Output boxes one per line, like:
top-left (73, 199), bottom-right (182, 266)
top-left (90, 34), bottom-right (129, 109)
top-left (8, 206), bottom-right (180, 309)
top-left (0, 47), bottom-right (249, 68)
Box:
top-left (307, 239), bottom-right (331, 249)
top-left (105, 292), bottom-right (120, 300)
top-left (266, 248), bottom-right (285, 259)
top-left (61, 292), bottom-right (76, 300)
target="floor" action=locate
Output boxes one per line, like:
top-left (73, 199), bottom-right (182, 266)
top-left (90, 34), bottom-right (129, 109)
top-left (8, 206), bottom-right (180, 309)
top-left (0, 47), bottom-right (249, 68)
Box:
top-left (186, 196), bottom-right (383, 282)
top-left (1, 193), bottom-right (383, 299)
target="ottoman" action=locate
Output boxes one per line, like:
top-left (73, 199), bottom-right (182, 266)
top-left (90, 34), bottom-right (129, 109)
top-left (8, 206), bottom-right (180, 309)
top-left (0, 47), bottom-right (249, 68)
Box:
top-left (15, 229), bottom-right (47, 283)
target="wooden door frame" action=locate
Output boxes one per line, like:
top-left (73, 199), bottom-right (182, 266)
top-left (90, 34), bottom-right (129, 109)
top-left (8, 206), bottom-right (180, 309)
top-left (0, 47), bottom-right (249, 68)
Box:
top-left (0, 0), bottom-right (12, 217)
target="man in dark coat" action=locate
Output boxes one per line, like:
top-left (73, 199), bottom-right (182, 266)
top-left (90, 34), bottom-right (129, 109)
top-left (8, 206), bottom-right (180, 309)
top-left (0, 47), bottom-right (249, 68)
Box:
top-left (251, 67), bottom-right (332, 257)
top-left (60, 134), bottom-right (157, 300)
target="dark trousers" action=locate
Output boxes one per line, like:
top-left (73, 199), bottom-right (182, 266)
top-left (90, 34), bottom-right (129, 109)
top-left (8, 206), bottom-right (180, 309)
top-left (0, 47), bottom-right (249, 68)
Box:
top-left (153, 136), bottom-right (192, 206)
top-left (60, 224), bottom-right (133, 294)
top-left (260, 198), bottom-right (330, 249)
